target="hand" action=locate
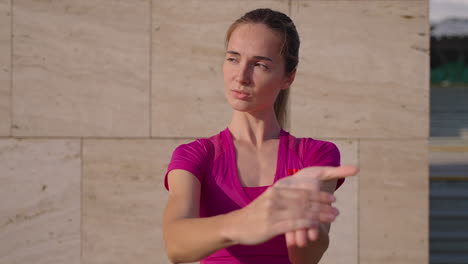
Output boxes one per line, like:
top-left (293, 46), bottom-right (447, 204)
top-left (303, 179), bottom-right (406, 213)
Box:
top-left (282, 165), bottom-right (359, 248)
top-left (225, 165), bottom-right (358, 246)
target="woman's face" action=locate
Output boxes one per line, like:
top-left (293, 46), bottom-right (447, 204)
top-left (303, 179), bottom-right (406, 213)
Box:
top-left (223, 23), bottom-right (294, 114)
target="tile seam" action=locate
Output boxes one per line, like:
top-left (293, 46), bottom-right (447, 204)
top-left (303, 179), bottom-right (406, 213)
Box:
top-left (357, 138), bottom-right (360, 264)
top-left (80, 138), bottom-right (83, 264)
top-left (149, 0), bottom-right (153, 138)
top-left (350, 137), bottom-right (428, 141)
top-left (0, 136), bottom-right (200, 140)
top-left (80, 138), bottom-right (84, 264)
top-left (9, 0), bottom-right (13, 137)
top-left (0, 136), bottom-right (430, 140)
top-left (308, 0), bottom-right (426, 1)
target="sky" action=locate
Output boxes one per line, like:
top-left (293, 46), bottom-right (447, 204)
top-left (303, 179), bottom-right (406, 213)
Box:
top-left (430, 0), bottom-right (468, 23)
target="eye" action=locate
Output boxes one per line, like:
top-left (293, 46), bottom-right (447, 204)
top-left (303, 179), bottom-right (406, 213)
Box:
top-left (255, 63), bottom-right (269, 70)
top-left (226, 57), bottom-right (238, 63)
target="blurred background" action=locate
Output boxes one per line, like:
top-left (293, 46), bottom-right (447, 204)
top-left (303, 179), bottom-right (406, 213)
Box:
top-left (429, 0), bottom-right (468, 263)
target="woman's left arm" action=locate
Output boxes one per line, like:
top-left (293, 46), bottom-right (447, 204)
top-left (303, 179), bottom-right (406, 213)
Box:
top-left (287, 179), bottom-right (337, 264)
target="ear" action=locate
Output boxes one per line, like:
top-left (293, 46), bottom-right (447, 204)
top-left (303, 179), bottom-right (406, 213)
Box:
top-left (282, 69), bottom-right (296, 90)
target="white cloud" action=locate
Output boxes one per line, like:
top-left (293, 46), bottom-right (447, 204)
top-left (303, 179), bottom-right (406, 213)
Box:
top-left (432, 0), bottom-right (468, 4)
top-left (430, 0), bottom-right (468, 23)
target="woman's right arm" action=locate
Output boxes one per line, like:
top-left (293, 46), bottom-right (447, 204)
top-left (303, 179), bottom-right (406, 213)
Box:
top-left (163, 166), bottom-right (356, 263)
top-left (163, 169), bottom-right (237, 263)
top-left (163, 169), bottom-right (319, 263)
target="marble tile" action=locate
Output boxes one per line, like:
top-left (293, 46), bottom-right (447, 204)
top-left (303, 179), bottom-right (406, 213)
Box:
top-left (82, 138), bottom-right (193, 264)
top-left (0, 0), bottom-right (10, 135)
top-left (290, 1), bottom-right (429, 138)
top-left (12, 0), bottom-right (150, 137)
top-left (320, 139), bottom-right (358, 264)
top-left (152, 0), bottom-right (289, 137)
top-left (359, 140), bottom-right (428, 264)
top-left (0, 139), bottom-right (80, 264)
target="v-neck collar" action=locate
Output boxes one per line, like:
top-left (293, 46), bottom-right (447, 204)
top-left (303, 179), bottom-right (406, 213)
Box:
top-left (223, 127), bottom-right (286, 202)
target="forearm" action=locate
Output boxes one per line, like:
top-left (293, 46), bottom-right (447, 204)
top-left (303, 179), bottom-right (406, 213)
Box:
top-left (164, 212), bottom-right (237, 263)
top-left (287, 224), bottom-right (330, 264)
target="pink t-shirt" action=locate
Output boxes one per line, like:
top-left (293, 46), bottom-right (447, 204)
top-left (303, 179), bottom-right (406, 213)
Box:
top-left (164, 127), bottom-right (343, 264)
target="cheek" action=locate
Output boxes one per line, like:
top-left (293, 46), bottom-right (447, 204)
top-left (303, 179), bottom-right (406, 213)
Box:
top-left (222, 64), bottom-right (234, 84)
top-left (255, 75), bottom-right (284, 101)
top-left (255, 72), bottom-right (282, 90)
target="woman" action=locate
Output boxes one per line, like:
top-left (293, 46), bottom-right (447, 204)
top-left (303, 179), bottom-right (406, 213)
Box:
top-left (163, 8), bottom-right (358, 264)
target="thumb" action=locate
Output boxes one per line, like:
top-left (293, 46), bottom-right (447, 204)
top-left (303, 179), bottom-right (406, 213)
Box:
top-left (317, 165), bottom-right (359, 181)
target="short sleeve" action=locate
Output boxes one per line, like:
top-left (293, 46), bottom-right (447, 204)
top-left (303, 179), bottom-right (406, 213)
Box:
top-left (164, 138), bottom-right (213, 191)
top-left (302, 139), bottom-right (345, 190)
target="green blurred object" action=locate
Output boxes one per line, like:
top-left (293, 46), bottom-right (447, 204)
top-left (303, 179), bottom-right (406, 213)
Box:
top-left (431, 58), bottom-right (468, 85)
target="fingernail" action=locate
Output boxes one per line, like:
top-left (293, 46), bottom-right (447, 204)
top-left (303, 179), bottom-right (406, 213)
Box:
top-left (333, 208), bottom-right (340, 216)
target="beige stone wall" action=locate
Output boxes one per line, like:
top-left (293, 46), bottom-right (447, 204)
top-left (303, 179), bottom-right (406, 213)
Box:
top-left (0, 1), bottom-right (429, 264)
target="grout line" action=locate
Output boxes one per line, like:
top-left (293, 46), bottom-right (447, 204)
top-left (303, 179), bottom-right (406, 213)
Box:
top-left (0, 136), bottom-right (200, 140)
top-left (313, 137), bottom-right (429, 141)
top-left (9, 0), bottom-right (13, 137)
top-left (149, 0), bottom-right (153, 138)
top-left (80, 138), bottom-right (83, 264)
top-left (0, 135), bottom-right (431, 140)
top-left (357, 138), bottom-right (360, 264)
top-left (288, 0), bottom-right (292, 16)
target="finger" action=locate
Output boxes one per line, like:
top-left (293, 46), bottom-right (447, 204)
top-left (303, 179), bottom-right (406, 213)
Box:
top-left (271, 219), bottom-right (319, 236)
top-left (301, 205), bottom-right (338, 223)
top-left (286, 231), bottom-right (296, 247)
top-left (318, 208), bottom-right (339, 223)
top-left (308, 227), bottom-right (319, 241)
top-left (295, 229), bottom-right (308, 248)
top-left (274, 188), bottom-right (334, 205)
top-left (272, 189), bottom-right (322, 210)
top-left (274, 204), bottom-right (320, 223)
top-left (317, 204), bottom-right (339, 216)
top-left (319, 191), bottom-right (336, 204)
top-left (275, 178), bottom-right (321, 192)
top-left (317, 165), bottom-right (359, 181)
top-left (275, 197), bottom-right (335, 221)
top-left (275, 187), bottom-right (318, 200)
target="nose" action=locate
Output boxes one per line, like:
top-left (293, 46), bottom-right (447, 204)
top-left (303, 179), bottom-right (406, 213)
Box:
top-left (236, 62), bottom-right (252, 86)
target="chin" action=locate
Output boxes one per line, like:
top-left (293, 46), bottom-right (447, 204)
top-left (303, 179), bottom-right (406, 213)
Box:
top-left (229, 104), bottom-right (252, 113)
top-left (227, 99), bottom-right (253, 113)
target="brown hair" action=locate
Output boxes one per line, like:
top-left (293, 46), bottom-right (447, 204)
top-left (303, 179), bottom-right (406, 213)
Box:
top-left (225, 8), bottom-right (300, 128)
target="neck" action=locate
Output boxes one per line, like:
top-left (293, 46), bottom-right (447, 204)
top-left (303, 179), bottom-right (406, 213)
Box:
top-left (227, 109), bottom-right (282, 147)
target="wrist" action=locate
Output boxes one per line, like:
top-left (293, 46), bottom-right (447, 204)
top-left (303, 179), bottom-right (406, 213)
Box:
top-left (219, 209), bottom-right (243, 246)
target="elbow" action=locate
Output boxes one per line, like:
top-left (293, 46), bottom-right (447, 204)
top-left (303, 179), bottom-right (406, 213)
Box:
top-left (165, 248), bottom-right (181, 264)
top-left (163, 223), bottom-right (199, 263)
top-left (163, 225), bottom-right (184, 263)
top-left (165, 239), bottom-right (198, 264)
top-left (165, 240), bottom-right (183, 264)
top-left (166, 250), bottom-right (200, 264)
top-left (165, 249), bottom-right (177, 264)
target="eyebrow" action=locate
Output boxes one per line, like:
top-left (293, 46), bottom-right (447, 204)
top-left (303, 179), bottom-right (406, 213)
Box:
top-left (226, 50), bottom-right (273, 62)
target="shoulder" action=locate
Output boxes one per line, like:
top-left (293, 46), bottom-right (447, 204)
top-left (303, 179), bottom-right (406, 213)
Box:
top-left (285, 131), bottom-right (340, 166)
top-left (172, 138), bottom-right (214, 162)
top-left (169, 129), bottom-right (228, 163)
top-left (302, 137), bottom-right (339, 156)
top-left (285, 131), bottom-right (345, 190)
top-left (284, 131), bottom-right (339, 155)
top-left (172, 138), bottom-right (214, 159)
top-left (165, 132), bottom-right (223, 190)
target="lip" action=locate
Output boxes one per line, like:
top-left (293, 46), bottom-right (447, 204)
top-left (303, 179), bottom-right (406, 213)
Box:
top-left (232, 90), bottom-right (251, 100)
